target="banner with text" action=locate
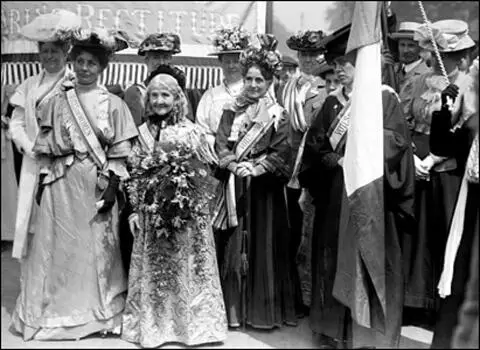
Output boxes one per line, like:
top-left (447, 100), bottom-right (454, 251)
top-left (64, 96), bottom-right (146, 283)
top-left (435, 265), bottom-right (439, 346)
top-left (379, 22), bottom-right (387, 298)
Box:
top-left (1, 1), bottom-right (264, 56)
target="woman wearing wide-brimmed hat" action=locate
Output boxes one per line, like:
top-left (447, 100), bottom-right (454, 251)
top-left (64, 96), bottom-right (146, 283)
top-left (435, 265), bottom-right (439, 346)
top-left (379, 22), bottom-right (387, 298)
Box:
top-left (11, 26), bottom-right (138, 341)
top-left (281, 30), bottom-right (330, 318)
top-left (196, 26), bottom-right (251, 165)
top-left (402, 19), bottom-right (477, 335)
top-left (8, 10), bottom-right (80, 260)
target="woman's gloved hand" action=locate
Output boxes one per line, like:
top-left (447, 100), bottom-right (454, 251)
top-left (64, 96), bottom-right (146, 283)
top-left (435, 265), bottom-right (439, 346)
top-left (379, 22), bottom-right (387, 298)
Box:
top-left (97, 170), bottom-right (120, 214)
top-left (441, 84), bottom-right (459, 109)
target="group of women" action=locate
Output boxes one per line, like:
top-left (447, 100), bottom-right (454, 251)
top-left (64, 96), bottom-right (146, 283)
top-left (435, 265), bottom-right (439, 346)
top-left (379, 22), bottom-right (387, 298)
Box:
top-left (5, 11), bottom-right (302, 348)
top-left (3, 9), bottom-right (478, 350)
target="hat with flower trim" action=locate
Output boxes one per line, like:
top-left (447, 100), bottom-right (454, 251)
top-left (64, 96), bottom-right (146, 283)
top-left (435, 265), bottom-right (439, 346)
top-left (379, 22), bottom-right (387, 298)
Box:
top-left (208, 26), bottom-right (251, 56)
top-left (138, 33), bottom-right (181, 56)
top-left (239, 34), bottom-right (283, 76)
top-left (71, 27), bottom-right (131, 54)
top-left (286, 30), bottom-right (325, 52)
top-left (20, 9), bottom-right (81, 43)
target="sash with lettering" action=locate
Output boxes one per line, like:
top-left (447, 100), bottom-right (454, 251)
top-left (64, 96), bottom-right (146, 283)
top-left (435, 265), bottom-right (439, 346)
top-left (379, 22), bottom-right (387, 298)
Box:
top-left (212, 103), bottom-right (279, 231)
top-left (137, 122), bottom-right (155, 153)
top-left (327, 97), bottom-right (352, 153)
top-left (65, 88), bottom-right (108, 171)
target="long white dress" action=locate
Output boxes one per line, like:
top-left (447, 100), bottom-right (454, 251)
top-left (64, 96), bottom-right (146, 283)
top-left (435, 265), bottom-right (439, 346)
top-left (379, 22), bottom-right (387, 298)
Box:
top-left (11, 81), bottom-right (138, 341)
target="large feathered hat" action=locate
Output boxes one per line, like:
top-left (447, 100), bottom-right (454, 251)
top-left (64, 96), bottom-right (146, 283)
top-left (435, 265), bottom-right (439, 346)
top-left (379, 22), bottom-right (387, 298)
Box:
top-left (20, 9), bottom-right (81, 43)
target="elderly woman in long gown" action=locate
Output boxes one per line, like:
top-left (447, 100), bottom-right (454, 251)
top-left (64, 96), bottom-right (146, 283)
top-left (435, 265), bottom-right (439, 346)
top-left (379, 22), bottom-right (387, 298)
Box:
top-left (11, 27), bottom-right (138, 341)
top-left (121, 72), bottom-right (227, 348)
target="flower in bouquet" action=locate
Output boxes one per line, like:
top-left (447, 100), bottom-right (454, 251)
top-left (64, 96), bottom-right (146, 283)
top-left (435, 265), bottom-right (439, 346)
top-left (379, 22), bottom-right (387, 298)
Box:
top-left (125, 141), bottom-right (218, 280)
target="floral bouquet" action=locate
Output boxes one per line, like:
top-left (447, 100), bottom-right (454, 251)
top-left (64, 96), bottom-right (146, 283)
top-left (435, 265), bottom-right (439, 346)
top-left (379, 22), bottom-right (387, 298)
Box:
top-left (210, 26), bottom-right (251, 53)
top-left (126, 141), bottom-right (217, 236)
top-left (125, 141), bottom-right (218, 278)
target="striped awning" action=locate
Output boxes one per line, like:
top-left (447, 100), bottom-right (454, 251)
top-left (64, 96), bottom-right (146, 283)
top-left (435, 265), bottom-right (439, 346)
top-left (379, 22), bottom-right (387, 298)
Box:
top-left (1, 61), bottom-right (224, 90)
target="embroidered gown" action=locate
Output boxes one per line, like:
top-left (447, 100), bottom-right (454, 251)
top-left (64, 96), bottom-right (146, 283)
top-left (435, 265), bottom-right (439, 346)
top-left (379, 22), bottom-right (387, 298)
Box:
top-left (11, 82), bottom-right (138, 341)
top-left (214, 98), bottom-right (298, 329)
top-left (121, 119), bottom-right (228, 348)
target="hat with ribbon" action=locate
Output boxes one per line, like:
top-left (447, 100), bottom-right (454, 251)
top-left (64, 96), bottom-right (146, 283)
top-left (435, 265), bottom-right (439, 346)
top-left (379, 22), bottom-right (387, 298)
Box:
top-left (286, 30), bottom-right (325, 52)
top-left (71, 27), bottom-right (131, 54)
top-left (138, 33), bottom-right (181, 56)
top-left (414, 19), bottom-right (476, 53)
top-left (20, 9), bottom-right (82, 43)
top-left (208, 26), bottom-right (251, 56)
top-left (390, 21), bottom-right (422, 40)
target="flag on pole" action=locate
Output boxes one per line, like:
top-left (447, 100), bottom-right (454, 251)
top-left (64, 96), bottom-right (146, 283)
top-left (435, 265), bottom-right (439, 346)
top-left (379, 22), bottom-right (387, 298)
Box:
top-left (334, 1), bottom-right (385, 329)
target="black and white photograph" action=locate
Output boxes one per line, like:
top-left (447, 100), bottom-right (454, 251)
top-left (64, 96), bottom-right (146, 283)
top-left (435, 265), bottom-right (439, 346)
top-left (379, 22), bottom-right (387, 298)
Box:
top-left (1, 1), bottom-right (478, 348)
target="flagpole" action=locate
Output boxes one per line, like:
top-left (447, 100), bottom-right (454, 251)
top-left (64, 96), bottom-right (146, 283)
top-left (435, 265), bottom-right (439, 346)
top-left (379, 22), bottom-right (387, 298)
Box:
top-left (380, 1), bottom-right (399, 92)
top-left (266, 1), bottom-right (274, 34)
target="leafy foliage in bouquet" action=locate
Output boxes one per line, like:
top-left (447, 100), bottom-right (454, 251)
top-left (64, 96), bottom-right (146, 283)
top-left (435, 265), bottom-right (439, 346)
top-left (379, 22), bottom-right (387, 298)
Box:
top-left (126, 141), bottom-right (217, 279)
top-left (126, 142), bottom-right (216, 235)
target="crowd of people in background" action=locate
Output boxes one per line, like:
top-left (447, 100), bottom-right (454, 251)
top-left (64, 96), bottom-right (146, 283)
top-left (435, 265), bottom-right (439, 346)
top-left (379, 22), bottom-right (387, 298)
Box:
top-left (1, 6), bottom-right (478, 350)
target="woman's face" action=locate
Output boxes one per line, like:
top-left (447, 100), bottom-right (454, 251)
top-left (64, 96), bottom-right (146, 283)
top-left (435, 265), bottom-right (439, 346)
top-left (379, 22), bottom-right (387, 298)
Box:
top-left (149, 88), bottom-right (175, 116)
top-left (243, 66), bottom-right (271, 100)
top-left (334, 56), bottom-right (355, 87)
top-left (38, 42), bottom-right (68, 74)
top-left (74, 51), bottom-right (103, 85)
top-left (298, 50), bottom-right (323, 75)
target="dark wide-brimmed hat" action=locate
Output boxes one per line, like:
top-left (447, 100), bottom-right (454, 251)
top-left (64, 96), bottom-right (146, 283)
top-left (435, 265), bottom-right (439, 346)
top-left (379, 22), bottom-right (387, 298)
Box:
top-left (138, 33), bottom-right (181, 56)
top-left (20, 9), bottom-right (81, 43)
top-left (286, 30), bottom-right (325, 52)
top-left (208, 26), bottom-right (251, 56)
top-left (71, 27), bottom-right (130, 53)
top-left (318, 23), bottom-right (351, 65)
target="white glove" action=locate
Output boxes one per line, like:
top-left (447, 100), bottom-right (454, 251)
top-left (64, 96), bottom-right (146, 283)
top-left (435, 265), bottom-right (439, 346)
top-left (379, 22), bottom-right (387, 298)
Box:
top-left (128, 213), bottom-right (141, 237)
top-left (298, 188), bottom-right (308, 213)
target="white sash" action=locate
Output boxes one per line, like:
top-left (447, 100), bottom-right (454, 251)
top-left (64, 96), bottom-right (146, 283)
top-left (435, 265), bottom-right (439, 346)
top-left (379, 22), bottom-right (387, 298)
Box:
top-left (137, 122), bottom-right (155, 153)
top-left (328, 103), bottom-right (351, 152)
top-left (235, 104), bottom-right (278, 161)
top-left (66, 89), bottom-right (107, 169)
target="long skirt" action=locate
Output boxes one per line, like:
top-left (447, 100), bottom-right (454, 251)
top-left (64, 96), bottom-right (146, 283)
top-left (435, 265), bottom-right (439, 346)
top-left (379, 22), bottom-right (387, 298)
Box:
top-left (309, 167), bottom-right (349, 342)
top-left (1, 132), bottom-right (17, 241)
top-left (122, 212), bottom-right (228, 348)
top-left (11, 157), bottom-right (127, 341)
top-left (431, 182), bottom-right (479, 348)
top-left (219, 174), bottom-right (298, 329)
top-left (403, 170), bottom-right (462, 310)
